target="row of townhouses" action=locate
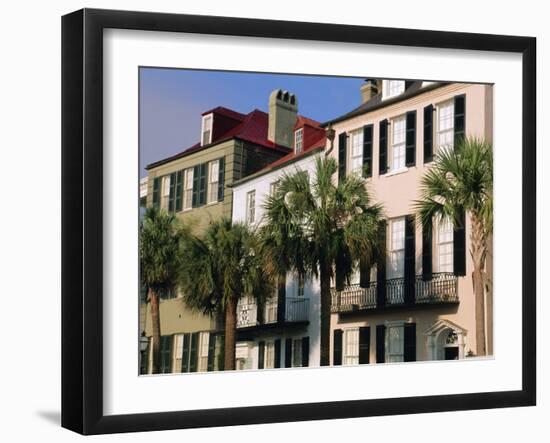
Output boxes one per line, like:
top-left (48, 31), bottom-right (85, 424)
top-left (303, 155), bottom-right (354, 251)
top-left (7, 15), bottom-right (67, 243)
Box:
top-left (140, 78), bottom-right (493, 374)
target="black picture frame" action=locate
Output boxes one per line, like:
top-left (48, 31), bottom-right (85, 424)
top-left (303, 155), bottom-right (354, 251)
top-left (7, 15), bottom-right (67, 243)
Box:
top-left (61, 8), bottom-right (537, 435)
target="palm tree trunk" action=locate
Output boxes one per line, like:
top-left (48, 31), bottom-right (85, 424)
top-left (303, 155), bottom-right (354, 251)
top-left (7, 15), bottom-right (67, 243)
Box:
top-left (470, 215), bottom-right (487, 356)
top-left (485, 232), bottom-right (493, 355)
top-left (224, 296), bottom-right (238, 370)
top-left (149, 288), bottom-right (161, 374)
top-left (319, 262), bottom-right (332, 366)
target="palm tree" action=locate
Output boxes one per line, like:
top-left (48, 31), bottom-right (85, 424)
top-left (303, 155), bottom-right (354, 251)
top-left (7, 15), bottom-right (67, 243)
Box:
top-left (261, 156), bottom-right (383, 366)
top-left (415, 136), bottom-right (493, 356)
top-left (139, 207), bottom-right (182, 374)
top-left (178, 218), bottom-right (273, 370)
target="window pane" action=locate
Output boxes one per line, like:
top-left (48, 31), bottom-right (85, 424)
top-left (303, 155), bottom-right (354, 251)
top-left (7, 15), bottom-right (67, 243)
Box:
top-left (348, 129), bottom-right (363, 175)
top-left (292, 339), bottom-right (302, 367)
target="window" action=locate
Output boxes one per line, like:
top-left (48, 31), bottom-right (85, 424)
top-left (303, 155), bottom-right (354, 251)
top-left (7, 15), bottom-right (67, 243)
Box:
top-left (386, 324), bottom-right (404, 362)
top-left (183, 167), bottom-right (194, 210)
top-left (347, 129), bottom-right (363, 175)
top-left (269, 181), bottom-right (278, 197)
top-left (296, 274), bottom-right (305, 297)
top-left (201, 114), bottom-right (213, 146)
top-left (246, 190), bottom-right (256, 224)
top-left (391, 115), bottom-right (406, 171)
top-left (388, 218), bottom-right (405, 279)
top-left (343, 328), bottom-right (359, 365)
top-left (383, 80), bottom-right (405, 99)
top-left (437, 100), bottom-right (454, 150)
top-left (264, 341), bottom-right (275, 369)
top-left (161, 175), bottom-right (171, 210)
top-left (295, 128), bottom-right (303, 153)
top-left (207, 159), bottom-right (220, 204)
top-left (437, 217), bottom-right (454, 272)
top-left (197, 332), bottom-right (210, 372)
top-left (292, 339), bottom-right (303, 367)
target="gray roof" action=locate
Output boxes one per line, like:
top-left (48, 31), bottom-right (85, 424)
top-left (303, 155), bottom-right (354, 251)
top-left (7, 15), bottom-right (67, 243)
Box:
top-left (322, 81), bottom-right (448, 127)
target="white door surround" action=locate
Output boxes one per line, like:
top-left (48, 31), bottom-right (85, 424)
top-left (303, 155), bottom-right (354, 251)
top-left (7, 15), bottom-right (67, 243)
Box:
top-left (424, 319), bottom-right (467, 360)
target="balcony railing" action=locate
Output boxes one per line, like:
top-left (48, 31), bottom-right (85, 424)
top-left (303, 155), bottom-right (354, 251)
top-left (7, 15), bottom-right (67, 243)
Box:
top-left (331, 272), bottom-right (458, 313)
top-left (237, 297), bottom-right (309, 328)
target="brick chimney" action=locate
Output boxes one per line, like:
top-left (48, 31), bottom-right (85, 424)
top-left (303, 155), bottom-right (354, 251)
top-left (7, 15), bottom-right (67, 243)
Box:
top-left (360, 79), bottom-right (379, 104)
top-left (268, 89), bottom-right (298, 148)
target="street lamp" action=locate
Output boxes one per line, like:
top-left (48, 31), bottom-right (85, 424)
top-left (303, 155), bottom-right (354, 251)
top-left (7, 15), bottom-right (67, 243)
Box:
top-left (139, 331), bottom-right (149, 374)
top-left (325, 123), bottom-right (336, 157)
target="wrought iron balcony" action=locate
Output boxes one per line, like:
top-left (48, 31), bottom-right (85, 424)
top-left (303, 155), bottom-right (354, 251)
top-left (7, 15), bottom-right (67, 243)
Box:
top-left (237, 297), bottom-right (309, 328)
top-left (331, 272), bottom-right (458, 313)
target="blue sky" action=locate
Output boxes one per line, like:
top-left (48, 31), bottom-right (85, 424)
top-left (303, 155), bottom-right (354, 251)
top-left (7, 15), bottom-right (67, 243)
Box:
top-left (139, 68), bottom-right (365, 177)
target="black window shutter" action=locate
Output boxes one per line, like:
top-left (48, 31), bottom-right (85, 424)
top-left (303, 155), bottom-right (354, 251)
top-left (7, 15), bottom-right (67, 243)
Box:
top-left (168, 172), bottom-right (176, 212)
top-left (338, 132), bottom-right (347, 181)
top-left (274, 339), bottom-right (281, 368)
top-left (284, 338), bottom-right (292, 368)
top-left (453, 209), bottom-right (466, 276)
top-left (301, 337), bottom-right (309, 367)
top-left (376, 324), bottom-right (386, 363)
top-left (192, 165), bottom-right (200, 208)
top-left (359, 326), bottom-right (371, 364)
top-left (189, 332), bottom-right (199, 373)
top-left (333, 329), bottom-right (343, 366)
top-left (362, 125), bottom-right (373, 178)
top-left (404, 323), bottom-right (417, 362)
top-left (181, 333), bottom-right (190, 373)
top-left (376, 220), bottom-right (387, 307)
top-left (207, 333), bottom-right (216, 371)
top-left (335, 261), bottom-right (345, 292)
top-left (152, 177), bottom-right (160, 209)
top-left (198, 163), bottom-right (207, 206)
top-left (422, 218), bottom-right (433, 281)
top-left (405, 111), bottom-right (417, 167)
top-left (405, 80), bottom-right (414, 90)
top-left (217, 157), bottom-right (225, 201)
top-left (379, 120), bottom-right (388, 174)
top-left (404, 215), bottom-right (416, 305)
top-left (175, 170), bottom-right (183, 212)
top-left (258, 341), bottom-right (265, 369)
top-left (454, 95), bottom-right (466, 147)
top-left (359, 257), bottom-right (371, 288)
top-left (160, 335), bottom-right (173, 373)
top-left (423, 104), bottom-right (434, 162)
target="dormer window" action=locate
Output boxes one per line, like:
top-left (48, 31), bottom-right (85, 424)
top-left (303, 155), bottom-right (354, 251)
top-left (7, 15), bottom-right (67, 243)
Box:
top-left (295, 128), bottom-right (303, 153)
top-left (201, 114), bottom-right (213, 146)
top-left (382, 80), bottom-right (405, 100)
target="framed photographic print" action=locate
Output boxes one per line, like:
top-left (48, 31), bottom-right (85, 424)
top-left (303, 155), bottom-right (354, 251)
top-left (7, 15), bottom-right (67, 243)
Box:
top-left (61, 8), bottom-right (536, 435)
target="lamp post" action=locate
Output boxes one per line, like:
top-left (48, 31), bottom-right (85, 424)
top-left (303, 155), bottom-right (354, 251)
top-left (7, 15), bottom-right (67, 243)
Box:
top-left (139, 331), bottom-right (149, 374)
top-left (325, 123), bottom-right (336, 157)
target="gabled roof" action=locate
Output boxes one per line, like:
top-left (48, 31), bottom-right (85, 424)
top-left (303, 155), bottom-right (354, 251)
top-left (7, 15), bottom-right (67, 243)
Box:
top-left (322, 81), bottom-right (448, 127)
top-left (146, 108), bottom-right (290, 170)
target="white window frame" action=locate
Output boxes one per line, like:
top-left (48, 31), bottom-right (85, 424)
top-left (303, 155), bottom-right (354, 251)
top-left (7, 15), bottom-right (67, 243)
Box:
top-left (382, 80), bottom-right (405, 100)
top-left (201, 114), bottom-right (213, 146)
top-left (343, 328), bottom-right (360, 365)
top-left (182, 167), bottom-right (194, 211)
top-left (385, 321), bottom-right (405, 363)
top-left (207, 159), bottom-right (220, 204)
top-left (292, 339), bottom-right (303, 367)
top-left (347, 128), bottom-right (363, 175)
top-left (437, 216), bottom-right (454, 273)
top-left (198, 332), bottom-right (210, 372)
top-left (295, 274), bottom-right (305, 297)
top-left (437, 99), bottom-right (455, 151)
top-left (264, 340), bottom-right (275, 369)
top-left (160, 175), bottom-right (171, 210)
top-left (246, 190), bottom-right (256, 224)
top-left (294, 128), bottom-right (304, 153)
top-left (269, 181), bottom-right (278, 197)
top-left (390, 115), bottom-right (407, 172)
top-left (388, 217), bottom-right (405, 279)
